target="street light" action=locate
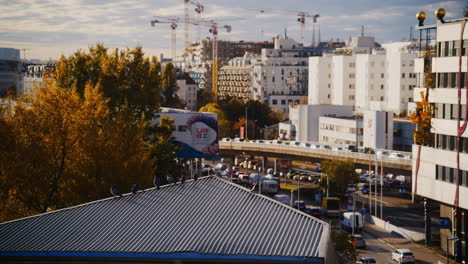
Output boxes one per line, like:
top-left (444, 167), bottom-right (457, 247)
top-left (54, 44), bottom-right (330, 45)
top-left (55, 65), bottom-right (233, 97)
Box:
top-left (320, 173), bottom-right (329, 198)
top-left (447, 236), bottom-right (460, 264)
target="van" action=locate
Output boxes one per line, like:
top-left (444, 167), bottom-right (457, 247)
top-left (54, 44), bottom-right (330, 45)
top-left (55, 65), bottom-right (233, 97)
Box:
top-left (341, 212), bottom-right (363, 232)
top-left (261, 180), bottom-right (278, 195)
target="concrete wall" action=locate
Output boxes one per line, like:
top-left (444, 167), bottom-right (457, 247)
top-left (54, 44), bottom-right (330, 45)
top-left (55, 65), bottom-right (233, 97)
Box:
top-left (370, 215), bottom-right (425, 242)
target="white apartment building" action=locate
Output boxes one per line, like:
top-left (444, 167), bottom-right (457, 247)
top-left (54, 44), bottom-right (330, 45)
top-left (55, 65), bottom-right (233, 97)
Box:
top-left (176, 79), bottom-right (197, 111)
top-left (251, 35), bottom-right (311, 114)
top-left (308, 37), bottom-right (418, 115)
top-left (319, 115), bottom-right (362, 146)
top-left (355, 51), bottom-right (386, 112)
top-left (412, 17), bottom-right (468, 262)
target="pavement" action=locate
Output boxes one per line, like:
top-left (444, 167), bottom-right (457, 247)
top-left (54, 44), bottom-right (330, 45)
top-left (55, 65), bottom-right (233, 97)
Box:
top-left (363, 222), bottom-right (446, 264)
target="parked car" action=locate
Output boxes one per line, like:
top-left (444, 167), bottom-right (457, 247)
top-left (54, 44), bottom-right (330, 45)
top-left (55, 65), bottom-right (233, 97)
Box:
top-left (305, 206), bottom-right (321, 218)
top-left (221, 137), bottom-right (231, 142)
top-left (404, 154), bottom-right (413, 159)
top-left (392, 248), bottom-right (415, 263)
top-left (293, 200), bottom-right (307, 211)
top-left (233, 137), bottom-right (245, 142)
top-left (300, 142), bottom-right (311, 147)
top-left (310, 144), bottom-right (321, 149)
top-left (332, 146), bottom-right (344, 151)
top-left (289, 141), bottom-right (300, 146)
top-left (273, 194), bottom-right (290, 206)
top-left (355, 257), bottom-right (376, 264)
top-left (353, 234), bottom-right (366, 249)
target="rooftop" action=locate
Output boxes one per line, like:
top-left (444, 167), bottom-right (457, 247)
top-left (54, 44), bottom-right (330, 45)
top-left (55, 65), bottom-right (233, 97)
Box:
top-left (0, 176), bottom-right (330, 263)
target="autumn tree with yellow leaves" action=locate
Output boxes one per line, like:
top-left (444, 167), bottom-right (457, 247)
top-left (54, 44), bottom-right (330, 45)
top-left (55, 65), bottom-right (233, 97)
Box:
top-left (0, 84), bottom-right (154, 221)
top-left (0, 44), bottom-right (180, 222)
top-left (409, 91), bottom-right (434, 146)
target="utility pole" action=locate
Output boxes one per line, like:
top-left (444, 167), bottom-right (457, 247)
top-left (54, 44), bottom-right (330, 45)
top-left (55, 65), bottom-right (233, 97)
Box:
top-left (245, 107), bottom-right (248, 139)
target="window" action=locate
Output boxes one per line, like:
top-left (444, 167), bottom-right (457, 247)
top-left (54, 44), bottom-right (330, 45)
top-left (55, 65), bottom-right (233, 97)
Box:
top-left (281, 100), bottom-right (286, 105)
top-left (281, 69), bottom-right (284, 75)
top-left (402, 73), bottom-right (405, 78)
top-left (381, 73), bottom-right (384, 78)
top-left (328, 83), bottom-right (331, 88)
top-left (272, 77), bottom-right (275, 82)
top-left (381, 84), bottom-right (384, 90)
top-left (380, 96), bottom-right (384, 101)
top-left (328, 74), bottom-right (331, 78)
top-left (272, 99), bottom-right (278, 105)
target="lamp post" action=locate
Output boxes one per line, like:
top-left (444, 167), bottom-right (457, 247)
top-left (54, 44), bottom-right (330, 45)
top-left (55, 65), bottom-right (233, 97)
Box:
top-left (321, 173), bottom-right (329, 198)
top-left (447, 236), bottom-right (460, 264)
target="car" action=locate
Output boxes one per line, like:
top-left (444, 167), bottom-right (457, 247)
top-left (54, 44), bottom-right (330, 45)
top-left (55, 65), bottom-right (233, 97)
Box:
top-left (353, 234), bottom-right (366, 249)
top-left (221, 137), bottom-right (231, 142)
top-left (344, 144), bottom-right (357, 152)
top-left (376, 150), bottom-right (390, 157)
top-left (271, 139), bottom-right (283, 144)
top-left (355, 257), bottom-right (376, 264)
top-left (332, 146), bottom-right (343, 151)
top-left (404, 154), bottom-right (412, 159)
top-left (389, 152), bottom-right (405, 159)
top-left (320, 145), bottom-right (332, 150)
top-left (293, 200), bottom-right (307, 211)
top-left (300, 142), bottom-right (311, 147)
top-left (392, 248), bottom-right (415, 263)
top-left (289, 141), bottom-right (300, 146)
top-left (273, 194), bottom-right (290, 206)
top-left (305, 206), bottom-right (321, 218)
top-left (310, 144), bottom-right (321, 149)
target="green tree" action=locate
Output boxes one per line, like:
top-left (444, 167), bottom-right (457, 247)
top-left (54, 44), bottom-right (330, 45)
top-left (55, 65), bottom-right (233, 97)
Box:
top-left (197, 88), bottom-right (216, 109)
top-left (332, 231), bottom-right (357, 262)
top-left (322, 159), bottom-right (357, 194)
top-left (149, 115), bottom-right (181, 184)
top-left (52, 44), bottom-right (162, 118)
top-left (161, 63), bottom-right (182, 107)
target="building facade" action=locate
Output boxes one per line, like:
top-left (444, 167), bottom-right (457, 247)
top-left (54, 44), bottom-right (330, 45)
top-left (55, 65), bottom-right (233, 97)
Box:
top-left (412, 18), bottom-right (468, 263)
top-left (176, 78), bottom-right (197, 111)
top-left (0, 48), bottom-right (23, 97)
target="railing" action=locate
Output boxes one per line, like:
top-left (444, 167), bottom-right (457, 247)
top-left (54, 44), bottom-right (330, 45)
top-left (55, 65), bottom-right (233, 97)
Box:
top-left (219, 141), bottom-right (412, 168)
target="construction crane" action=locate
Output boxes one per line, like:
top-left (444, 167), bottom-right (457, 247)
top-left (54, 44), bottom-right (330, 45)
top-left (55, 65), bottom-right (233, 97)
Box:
top-left (151, 16), bottom-right (181, 61)
top-left (190, 1), bottom-right (204, 41)
top-left (197, 19), bottom-right (232, 97)
top-left (247, 8), bottom-right (319, 46)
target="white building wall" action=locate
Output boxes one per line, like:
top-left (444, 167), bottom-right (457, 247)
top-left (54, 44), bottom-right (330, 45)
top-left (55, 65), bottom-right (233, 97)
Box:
top-left (176, 80), bottom-right (198, 111)
top-left (331, 55), bottom-right (356, 106)
top-left (363, 110), bottom-right (393, 149)
top-left (355, 53), bottom-right (386, 113)
top-left (319, 116), bottom-right (362, 145)
top-left (308, 56), bottom-right (331, 105)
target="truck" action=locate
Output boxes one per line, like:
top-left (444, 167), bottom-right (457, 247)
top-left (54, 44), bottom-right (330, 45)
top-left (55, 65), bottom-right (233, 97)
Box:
top-left (321, 197), bottom-right (341, 216)
top-left (341, 212), bottom-right (363, 233)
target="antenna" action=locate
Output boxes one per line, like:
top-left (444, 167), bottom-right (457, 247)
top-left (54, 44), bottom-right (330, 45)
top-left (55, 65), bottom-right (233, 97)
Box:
top-left (361, 25), bottom-right (364, 37)
top-left (409, 26), bottom-right (413, 40)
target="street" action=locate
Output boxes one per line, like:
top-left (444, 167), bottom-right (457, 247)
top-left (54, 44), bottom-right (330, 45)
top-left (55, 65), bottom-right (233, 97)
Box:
top-left (358, 230), bottom-right (394, 263)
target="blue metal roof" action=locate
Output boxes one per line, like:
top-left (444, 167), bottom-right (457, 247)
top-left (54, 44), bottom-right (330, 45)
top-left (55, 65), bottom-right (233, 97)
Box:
top-left (0, 177), bottom-right (329, 262)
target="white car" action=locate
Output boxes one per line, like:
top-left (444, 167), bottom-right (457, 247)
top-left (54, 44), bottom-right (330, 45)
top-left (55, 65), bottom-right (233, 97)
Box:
top-left (392, 248), bottom-right (415, 263)
top-left (389, 153), bottom-right (405, 159)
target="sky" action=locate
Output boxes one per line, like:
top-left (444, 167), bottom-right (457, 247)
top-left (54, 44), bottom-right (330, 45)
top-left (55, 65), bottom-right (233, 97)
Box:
top-left (0, 0), bottom-right (465, 61)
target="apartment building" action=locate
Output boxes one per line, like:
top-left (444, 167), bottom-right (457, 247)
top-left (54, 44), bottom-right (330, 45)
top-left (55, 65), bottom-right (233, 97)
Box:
top-left (308, 37), bottom-right (418, 115)
top-left (412, 15), bottom-right (468, 262)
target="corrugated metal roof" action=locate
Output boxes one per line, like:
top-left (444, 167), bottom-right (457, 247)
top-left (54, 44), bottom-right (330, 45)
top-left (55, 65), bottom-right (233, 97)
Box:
top-left (0, 176), bottom-right (329, 261)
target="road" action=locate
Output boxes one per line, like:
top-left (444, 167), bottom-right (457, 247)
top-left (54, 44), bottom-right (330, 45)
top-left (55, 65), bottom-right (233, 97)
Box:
top-left (357, 230), bottom-right (394, 263)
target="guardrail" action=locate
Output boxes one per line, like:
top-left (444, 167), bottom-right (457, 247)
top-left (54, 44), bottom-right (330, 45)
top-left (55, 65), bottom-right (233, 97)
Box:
top-left (219, 141), bottom-right (412, 170)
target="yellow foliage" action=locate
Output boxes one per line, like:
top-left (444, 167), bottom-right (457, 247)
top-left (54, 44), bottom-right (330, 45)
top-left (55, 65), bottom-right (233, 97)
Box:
top-left (409, 91), bottom-right (434, 146)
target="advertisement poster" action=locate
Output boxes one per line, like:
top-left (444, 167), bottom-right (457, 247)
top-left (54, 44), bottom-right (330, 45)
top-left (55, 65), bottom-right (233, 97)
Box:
top-left (157, 109), bottom-right (219, 159)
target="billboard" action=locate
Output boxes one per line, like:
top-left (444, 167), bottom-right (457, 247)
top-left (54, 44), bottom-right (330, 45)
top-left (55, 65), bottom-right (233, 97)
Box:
top-left (156, 108), bottom-right (219, 159)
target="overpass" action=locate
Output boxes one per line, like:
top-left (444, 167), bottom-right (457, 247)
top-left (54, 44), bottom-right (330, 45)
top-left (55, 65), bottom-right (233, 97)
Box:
top-left (219, 141), bottom-right (412, 174)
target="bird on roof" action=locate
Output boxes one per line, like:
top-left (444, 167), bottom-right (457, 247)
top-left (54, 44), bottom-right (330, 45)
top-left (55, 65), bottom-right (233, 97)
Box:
top-left (180, 175), bottom-right (186, 184)
top-left (153, 176), bottom-right (160, 190)
top-left (193, 173), bottom-right (198, 181)
top-left (110, 186), bottom-right (122, 197)
top-left (167, 175), bottom-right (175, 185)
top-left (132, 183), bottom-right (144, 194)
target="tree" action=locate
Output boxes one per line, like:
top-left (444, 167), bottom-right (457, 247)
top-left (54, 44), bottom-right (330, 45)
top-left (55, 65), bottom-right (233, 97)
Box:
top-left (149, 115), bottom-right (181, 184)
top-left (197, 88), bottom-right (216, 109)
top-left (409, 91), bottom-right (434, 146)
top-left (322, 159), bottom-right (357, 194)
top-left (0, 83), bottom-right (154, 222)
top-left (161, 63), bottom-right (182, 107)
top-left (199, 103), bottom-right (226, 120)
top-left (52, 44), bottom-right (162, 118)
